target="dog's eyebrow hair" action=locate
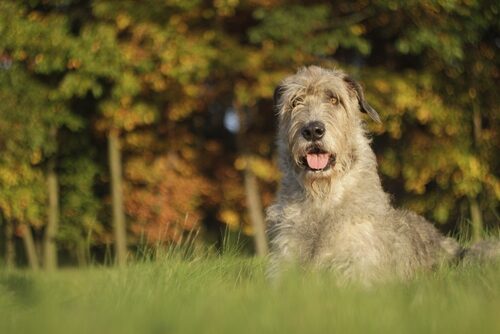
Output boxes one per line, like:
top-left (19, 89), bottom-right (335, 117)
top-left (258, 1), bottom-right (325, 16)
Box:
top-left (339, 97), bottom-right (348, 111)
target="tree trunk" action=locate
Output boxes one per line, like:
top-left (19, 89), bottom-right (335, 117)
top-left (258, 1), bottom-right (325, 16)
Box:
top-left (108, 129), bottom-right (128, 267)
top-left (5, 219), bottom-right (15, 269)
top-left (472, 102), bottom-right (482, 145)
top-left (469, 198), bottom-right (483, 242)
top-left (244, 161), bottom-right (269, 257)
top-left (469, 102), bottom-right (483, 241)
top-left (20, 223), bottom-right (40, 271)
top-left (43, 156), bottom-right (59, 271)
top-left (75, 237), bottom-right (88, 267)
top-left (234, 104), bottom-right (269, 257)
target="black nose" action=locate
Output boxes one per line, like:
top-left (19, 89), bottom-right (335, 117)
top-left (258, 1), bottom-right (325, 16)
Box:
top-left (301, 121), bottom-right (325, 141)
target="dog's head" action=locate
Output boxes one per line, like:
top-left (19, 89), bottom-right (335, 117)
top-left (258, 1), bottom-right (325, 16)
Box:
top-left (274, 66), bottom-right (380, 186)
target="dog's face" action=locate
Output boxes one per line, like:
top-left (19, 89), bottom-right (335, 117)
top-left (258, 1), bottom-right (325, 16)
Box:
top-left (274, 66), bottom-right (379, 185)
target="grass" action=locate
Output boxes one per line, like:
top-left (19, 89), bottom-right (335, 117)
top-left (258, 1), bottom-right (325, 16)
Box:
top-left (0, 254), bottom-right (499, 334)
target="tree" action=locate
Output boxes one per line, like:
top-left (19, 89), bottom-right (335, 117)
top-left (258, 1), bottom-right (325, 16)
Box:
top-left (0, 0), bottom-right (497, 267)
top-left (44, 133), bottom-right (60, 271)
top-left (0, 0), bottom-right (99, 268)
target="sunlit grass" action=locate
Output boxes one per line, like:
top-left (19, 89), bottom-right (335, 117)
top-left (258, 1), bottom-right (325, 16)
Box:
top-left (1, 252), bottom-right (499, 334)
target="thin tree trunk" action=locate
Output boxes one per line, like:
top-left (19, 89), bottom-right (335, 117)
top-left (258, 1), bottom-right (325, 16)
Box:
top-left (234, 104), bottom-right (269, 257)
top-left (469, 102), bottom-right (483, 241)
top-left (20, 223), bottom-right (40, 271)
top-left (469, 198), bottom-right (483, 242)
top-left (108, 128), bottom-right (128, 267)
top-left (244, 166), bottom-right (269, 256)
top-left (472, 102), bottom-right (482, 145)
top-left (5, 219), bottom-right (15, 269)
top-left (75, 237), bottom-right (88, 267)
top-left (43, 156), bottom-right (59, 271)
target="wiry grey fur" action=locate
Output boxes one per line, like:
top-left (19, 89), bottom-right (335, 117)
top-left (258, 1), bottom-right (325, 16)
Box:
top-left (267, 66), bottom-right (498, 284)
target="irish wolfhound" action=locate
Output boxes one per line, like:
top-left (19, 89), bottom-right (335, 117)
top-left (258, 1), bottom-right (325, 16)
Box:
top-left (267, 66), bottom-right (498, 283)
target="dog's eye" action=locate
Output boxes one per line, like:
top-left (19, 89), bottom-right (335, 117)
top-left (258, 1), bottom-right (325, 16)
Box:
top-left (325, 90), bottom-right (339, 106)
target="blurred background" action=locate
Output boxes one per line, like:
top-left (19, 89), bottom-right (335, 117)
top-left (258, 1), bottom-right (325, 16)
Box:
top-left (0, 0), bottom-right (498, 269)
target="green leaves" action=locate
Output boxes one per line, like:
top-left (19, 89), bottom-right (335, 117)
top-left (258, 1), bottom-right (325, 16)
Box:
top-left (250, 4), bottom-right (371, 59)
top-left (0, 0), bottom-right (497, 262)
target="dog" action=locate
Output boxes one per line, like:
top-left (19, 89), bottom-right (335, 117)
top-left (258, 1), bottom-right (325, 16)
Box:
top-left (266, 66), bottom-right (499, 284)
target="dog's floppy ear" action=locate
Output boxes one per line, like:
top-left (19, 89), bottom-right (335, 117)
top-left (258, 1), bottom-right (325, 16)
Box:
top-left (343, 76), bottom-right (381, 123)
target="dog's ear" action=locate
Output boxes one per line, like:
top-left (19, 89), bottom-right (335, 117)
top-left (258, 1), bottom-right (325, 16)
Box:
top-left (343, 76), bottom-right (381, 123)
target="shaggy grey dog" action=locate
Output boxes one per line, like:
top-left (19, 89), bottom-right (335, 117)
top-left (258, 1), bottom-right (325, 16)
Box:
top-left (267, 66), bottom-right (497, 284)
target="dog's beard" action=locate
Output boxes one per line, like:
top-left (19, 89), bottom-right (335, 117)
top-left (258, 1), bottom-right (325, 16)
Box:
top-left (304, 176), bottom-right (333, 198)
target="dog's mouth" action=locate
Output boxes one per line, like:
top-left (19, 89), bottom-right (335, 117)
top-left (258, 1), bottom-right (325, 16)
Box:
top-left (299, 147), bottom-right (336, 172)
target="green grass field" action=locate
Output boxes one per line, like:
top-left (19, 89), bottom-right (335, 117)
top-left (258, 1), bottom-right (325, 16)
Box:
top-left (1, 255), bottom-right (499, 334)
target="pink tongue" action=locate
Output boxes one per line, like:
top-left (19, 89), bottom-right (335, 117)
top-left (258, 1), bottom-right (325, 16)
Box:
top-left (306, 153), bottom-right (330, 170)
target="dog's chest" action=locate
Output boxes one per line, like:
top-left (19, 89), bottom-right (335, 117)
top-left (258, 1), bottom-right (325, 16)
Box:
top-left (282, 210), bottom-right (386, 271)
top-left (276, 205), bottom-right (330, 261)
top-left (315, 219), bottom-right (385, 266)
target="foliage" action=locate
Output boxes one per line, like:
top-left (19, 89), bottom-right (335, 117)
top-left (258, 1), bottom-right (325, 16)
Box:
top-left (0, 0), bottom-right (498, 264)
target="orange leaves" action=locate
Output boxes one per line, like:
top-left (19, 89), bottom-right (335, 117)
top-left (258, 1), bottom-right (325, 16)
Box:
top-left (66, 58), bottom-right (81, 70)
top-left (0, 159), bottom-right (45, 226)
top-left (125, 155), bottom-right (209, 244)
top-left (219, 209), bottom-right (240, 230)
top-left (373, 79), bottom-right (391, 94)
top-left (234, 155), bottom-right (278, 183)
top-left (115, 13), bottom-right (132, 31)
top-left (360, 64), bottom-right (498, 224)
top-left (168, 99), bottom-right (200, 122)
top-left (99, 101), bottom-right (157, 132)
